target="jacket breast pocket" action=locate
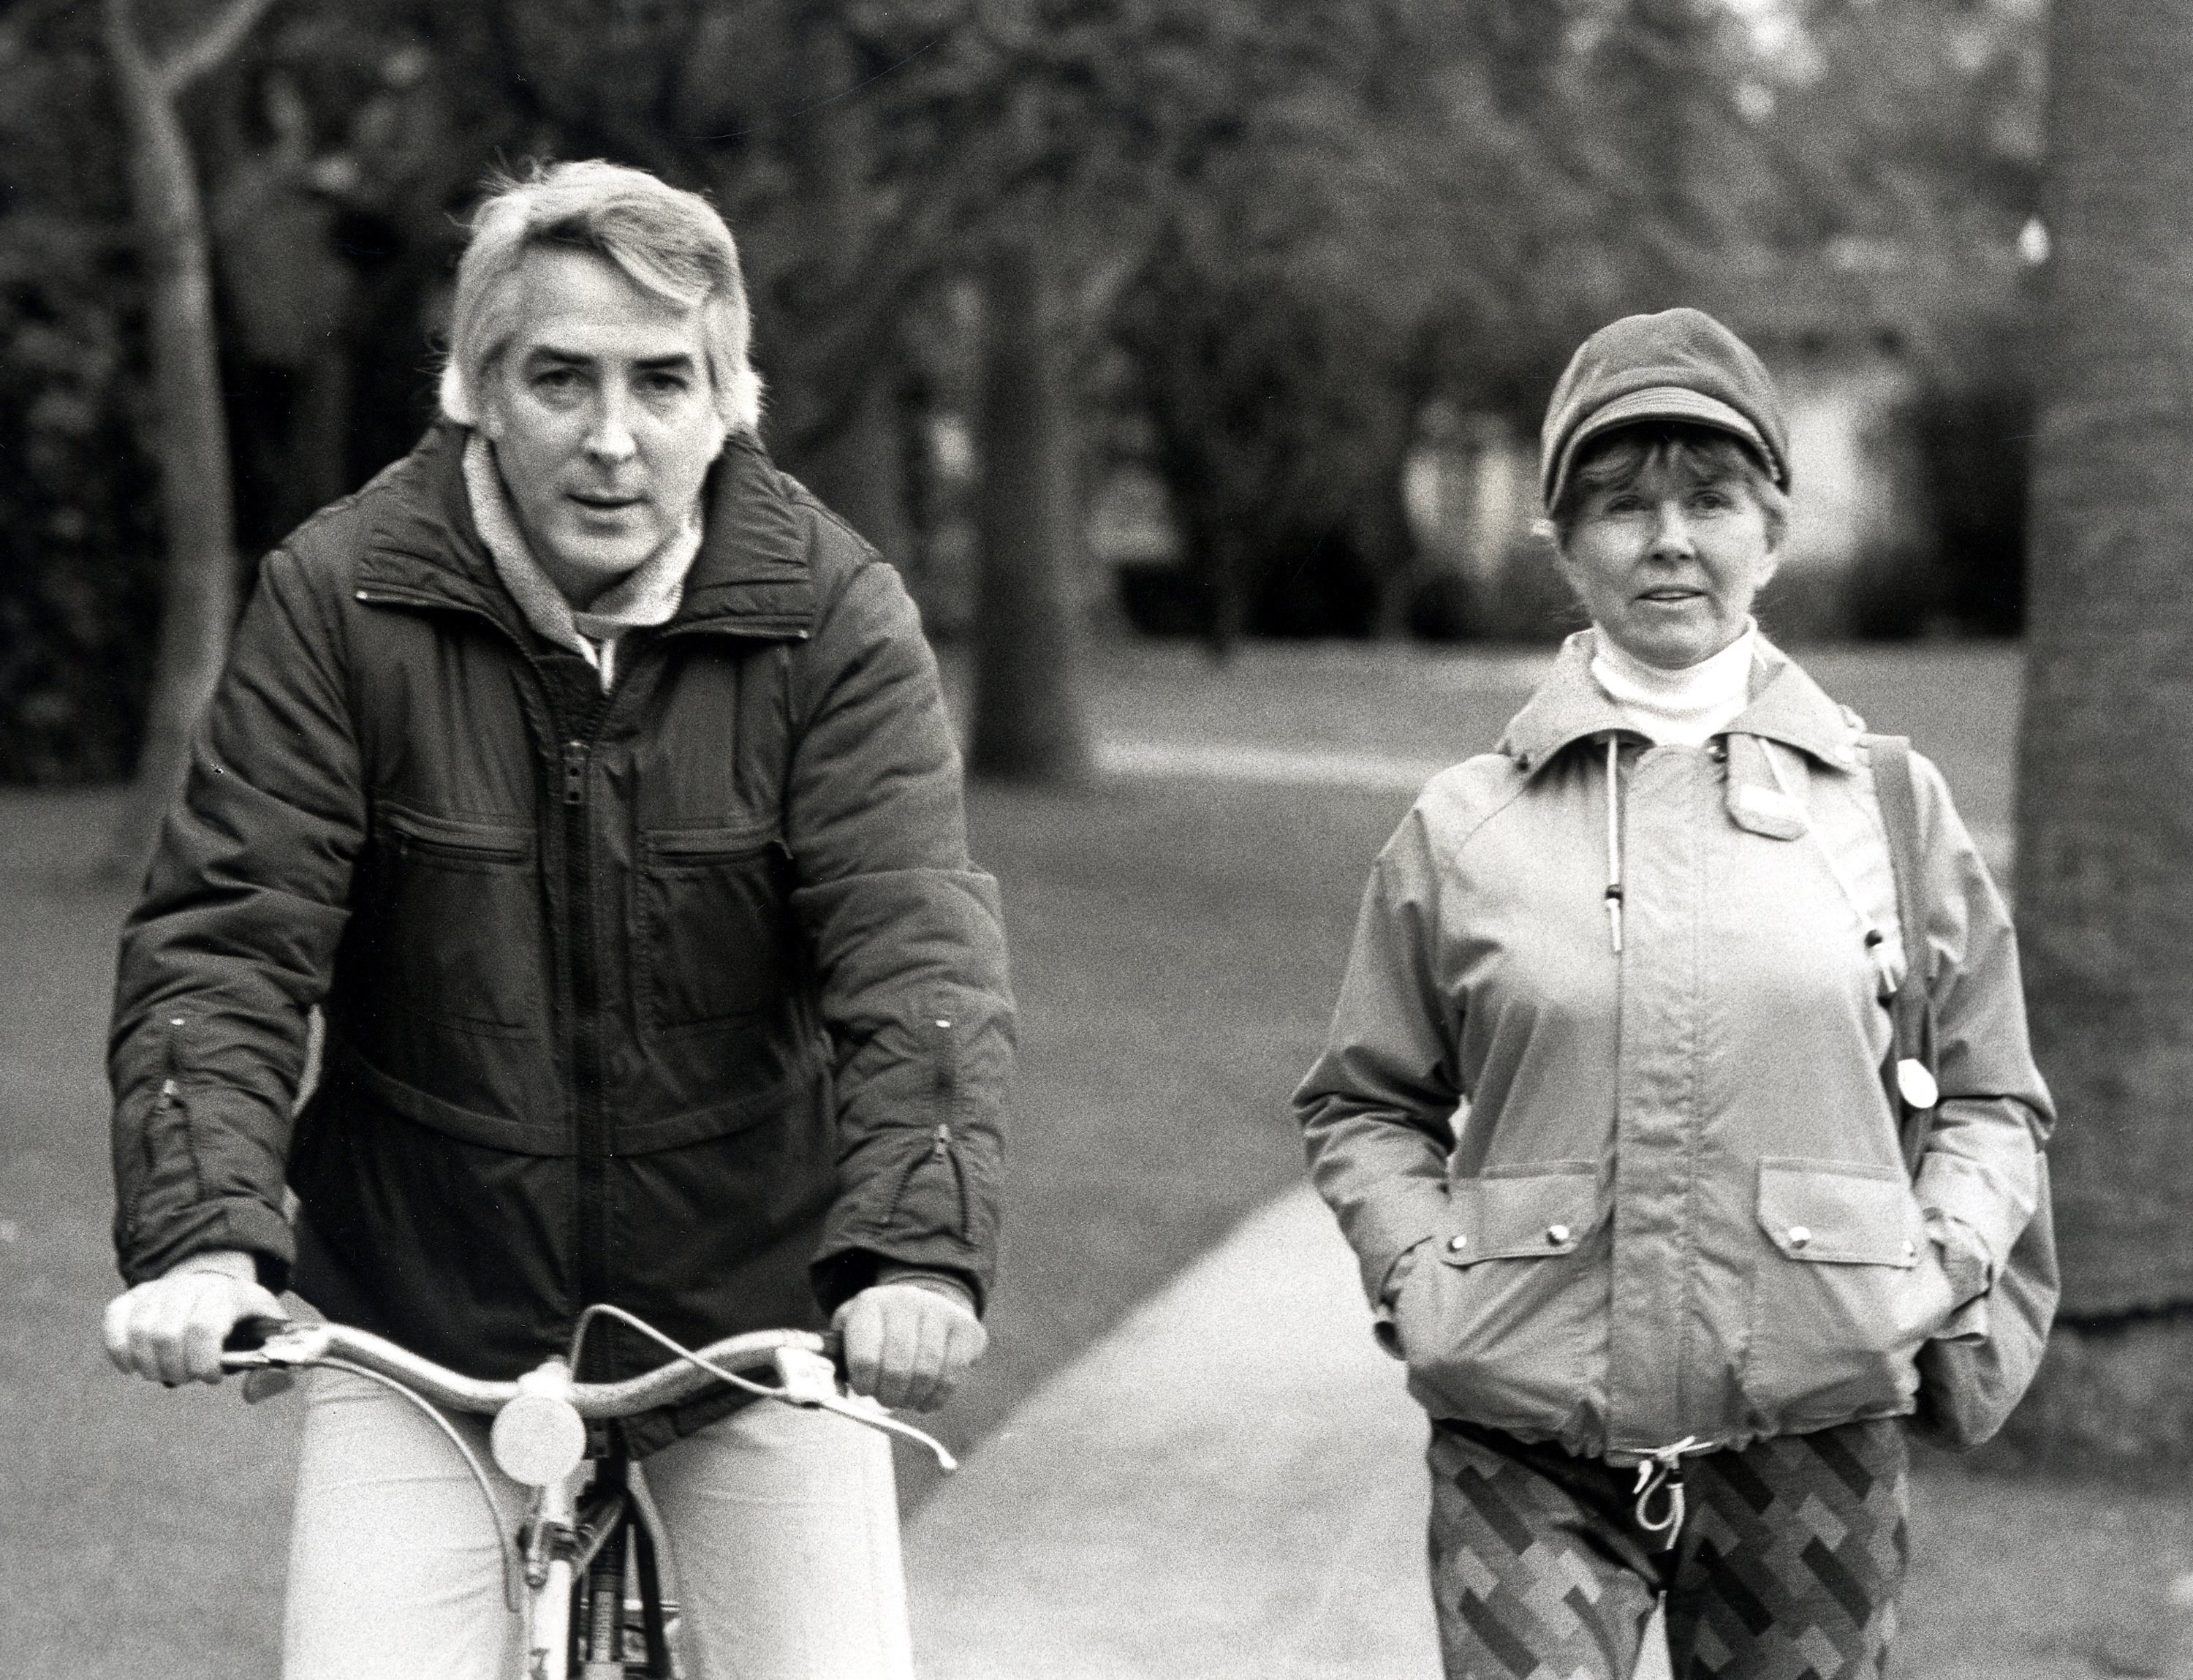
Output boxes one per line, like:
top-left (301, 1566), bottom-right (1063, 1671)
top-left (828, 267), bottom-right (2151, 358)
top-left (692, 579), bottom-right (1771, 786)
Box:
top-left (1742, 1157), bottom-right (1954, 1431)
top-left (1398, 1162), bottom-right (1607, 1434)
top-left (638, 823), bottom-right (795, 1034)
top-left (368, 807), bottom-right (542, 1037)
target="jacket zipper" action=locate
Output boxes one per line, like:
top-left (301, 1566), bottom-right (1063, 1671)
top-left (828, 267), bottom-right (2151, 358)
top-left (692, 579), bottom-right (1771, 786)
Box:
top-left (147, 1018), bottom-right (206, 1207)
top-left (935, 1013), bottom-right (968, 1236)
top-left (933, 1123), bottom-right (970, 1239)
top-left (562, 736), bottom-right (610, 1324)
top-left (355, 586), bottom-right (803, 1339)
top-left (880, 1122), bottom-right (971, 1241)
top-left (898, 1012), bottom-right (971, 1239)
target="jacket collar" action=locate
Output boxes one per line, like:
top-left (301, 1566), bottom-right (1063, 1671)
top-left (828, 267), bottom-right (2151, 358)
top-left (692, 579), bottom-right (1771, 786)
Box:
top-left (355, 422), bottom-right (818, 640)
top-left (1499, 629), bottom-right (1862, 778)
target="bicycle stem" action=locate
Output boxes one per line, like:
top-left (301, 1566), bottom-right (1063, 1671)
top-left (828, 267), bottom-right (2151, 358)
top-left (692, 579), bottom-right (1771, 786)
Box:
top-left (522, 1474), bottom-right (579, 1679)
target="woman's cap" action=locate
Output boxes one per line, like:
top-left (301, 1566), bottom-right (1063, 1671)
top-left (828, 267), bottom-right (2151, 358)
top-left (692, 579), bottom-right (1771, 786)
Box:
top-left (1539, 308), bottom-right (1789, 510)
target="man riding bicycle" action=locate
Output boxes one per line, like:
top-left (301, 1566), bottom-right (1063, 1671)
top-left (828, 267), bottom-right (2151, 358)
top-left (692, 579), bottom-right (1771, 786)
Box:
top-left (101, 159), bottom-right (1011, 1680)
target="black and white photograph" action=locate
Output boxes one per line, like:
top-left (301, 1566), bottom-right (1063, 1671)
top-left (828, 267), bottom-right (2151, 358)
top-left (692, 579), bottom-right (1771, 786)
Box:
top-left (0, 1), bottom-right (2185, 1675)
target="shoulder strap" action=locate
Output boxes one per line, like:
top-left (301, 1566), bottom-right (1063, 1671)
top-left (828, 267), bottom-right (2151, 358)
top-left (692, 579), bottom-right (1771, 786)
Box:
top-left (1869, 736), bottom-right (1927, 989)
top-left (1868, 735), bottom-right (1936, 1172)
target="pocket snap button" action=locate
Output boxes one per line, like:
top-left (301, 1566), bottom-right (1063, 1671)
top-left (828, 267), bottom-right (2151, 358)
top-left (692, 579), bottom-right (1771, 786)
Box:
top-left (1546, 1224), bottom-right (1571, 1245)
top-left (1903, 1238), bottom-right (1917, 1260)
top-left (1787, 1225), bottom-right (1811, 1249)
top-left (1448, 1235), bottom-right (1469, 1251)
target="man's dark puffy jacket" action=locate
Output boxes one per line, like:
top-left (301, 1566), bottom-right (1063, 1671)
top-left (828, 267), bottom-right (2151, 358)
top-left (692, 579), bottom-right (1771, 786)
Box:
top-left (109, 421), bottom-right (1012, 1429)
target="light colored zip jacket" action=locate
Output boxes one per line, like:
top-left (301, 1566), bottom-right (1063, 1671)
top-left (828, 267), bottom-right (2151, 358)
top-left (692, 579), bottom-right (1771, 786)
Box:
top-left (1295, 632), bottom-right (2048, 1458)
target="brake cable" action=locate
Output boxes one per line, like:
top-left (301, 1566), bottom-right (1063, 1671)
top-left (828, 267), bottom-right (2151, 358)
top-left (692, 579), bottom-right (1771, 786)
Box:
top-left (567, 1302), bottom-right (958, 1469)
top-left (317, 1356), bottom-right (521, 1612)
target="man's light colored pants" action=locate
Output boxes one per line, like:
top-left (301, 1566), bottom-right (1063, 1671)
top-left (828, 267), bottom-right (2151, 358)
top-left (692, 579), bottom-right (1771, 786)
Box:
top-left (283, 1369), bottom-right (914, 1679)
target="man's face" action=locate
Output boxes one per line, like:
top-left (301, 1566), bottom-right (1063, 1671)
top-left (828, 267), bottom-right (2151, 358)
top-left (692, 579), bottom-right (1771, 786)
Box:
top-left (479, 246), bottom-right (727, 604)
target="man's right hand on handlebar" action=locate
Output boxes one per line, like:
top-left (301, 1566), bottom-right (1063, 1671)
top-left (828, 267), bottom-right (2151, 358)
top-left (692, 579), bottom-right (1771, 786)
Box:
top-left (102, 1249), bottom-right (287, 1387)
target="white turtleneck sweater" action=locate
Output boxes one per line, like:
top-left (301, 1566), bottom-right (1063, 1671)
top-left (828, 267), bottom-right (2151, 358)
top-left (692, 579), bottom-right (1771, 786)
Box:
top-left (1589, 622), bottom-right (1759, 746)
top-left (463, 435), bottom-right (702, 692)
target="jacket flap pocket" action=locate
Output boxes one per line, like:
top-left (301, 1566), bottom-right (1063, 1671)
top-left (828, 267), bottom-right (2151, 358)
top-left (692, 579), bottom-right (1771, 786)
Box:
top-left (1757, 1158), bottom-right (1920, 1266)
top-left (644, 822), bottom-right (780, 862)
top-left (379, 804), bottom-right (531, 862)
top-left (1442, 1163), bottom-right (1602, 1265)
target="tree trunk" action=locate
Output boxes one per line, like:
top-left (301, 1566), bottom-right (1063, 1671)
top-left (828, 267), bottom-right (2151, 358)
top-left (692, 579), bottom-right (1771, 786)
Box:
top-left (1362, 396), bottom-right (1423, 643)
top-left (969, 235), bottom-right (1091, 782)
top-left (2004, 0), bottom-right (2193, 1470)
top-left (770, 18), bottom-right (916, 577)
top-left (792, 371), bottom-right (915, 575)
top-left (1606, 0), bottom-right (1722, 302)
top-left (104, 0), bottom-right (264, 879)
top-left (1204, 536), bottom-right (1247, 663)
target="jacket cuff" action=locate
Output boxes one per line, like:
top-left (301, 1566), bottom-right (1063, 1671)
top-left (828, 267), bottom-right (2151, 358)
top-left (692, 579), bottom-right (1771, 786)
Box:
top-left (120, 1197), bottom-right (295, 1293)
top-left (166, 1248), bottom-right (259, 1284)
top-left (1346, 1181), bottom-right (1450, 1310)
top-left (1924, 1214), bottom-right (1993, 1306)
top-left (811, 1240), bottom-right (987, 1319)
top-left (874, 1263), bottom-right (979, 1315)
top-left (1368, 1238), bottom-right (1434, 1361)
top-left (1914, 1151), bottom-right (2029, 1279)
top-left (1376, 1237), bottom-right (1432, 1309)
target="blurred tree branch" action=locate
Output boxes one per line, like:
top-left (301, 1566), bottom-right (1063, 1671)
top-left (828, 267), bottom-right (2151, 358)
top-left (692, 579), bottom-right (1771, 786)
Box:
top-left (101, 0), bottom-right (275, 876)
top-left (145, 0), bottom-right (280, 95)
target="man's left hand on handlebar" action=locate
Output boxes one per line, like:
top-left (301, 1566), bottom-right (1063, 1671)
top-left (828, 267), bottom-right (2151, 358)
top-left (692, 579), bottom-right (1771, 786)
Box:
top-left (831, 1272), bottom-right (986, 1413)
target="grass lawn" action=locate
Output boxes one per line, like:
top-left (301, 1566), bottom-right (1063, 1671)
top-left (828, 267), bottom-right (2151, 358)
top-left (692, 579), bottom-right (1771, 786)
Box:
top-left (1049, 636), bottom-right (2023, 833)
top-left (1, 637), bottom-right (2171, 1678)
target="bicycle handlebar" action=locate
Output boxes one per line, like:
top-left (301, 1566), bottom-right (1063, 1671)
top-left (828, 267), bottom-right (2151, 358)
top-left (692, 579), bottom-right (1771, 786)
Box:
top-left (221, 1323), bottom-right (834, 1418)
top-left (219, 1313), bottom-right (956, 1624)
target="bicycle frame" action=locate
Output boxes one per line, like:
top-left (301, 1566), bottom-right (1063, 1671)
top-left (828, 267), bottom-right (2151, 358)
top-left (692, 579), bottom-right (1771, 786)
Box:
top-left (565, 1463), bottom-right (673, 1679)
top-left (224, 1320), bottom-right (954, 1680)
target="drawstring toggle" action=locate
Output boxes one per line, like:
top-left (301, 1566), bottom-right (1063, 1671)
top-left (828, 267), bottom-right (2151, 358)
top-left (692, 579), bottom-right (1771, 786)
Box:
top-left (1631, 1436), bottom-right (1707, 1550)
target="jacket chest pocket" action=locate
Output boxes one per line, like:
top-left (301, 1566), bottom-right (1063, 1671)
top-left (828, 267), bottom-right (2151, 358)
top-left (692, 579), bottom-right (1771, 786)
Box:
top-left (366, 808), bottom-right (543, 1037)
top-left (638, 822), bottom-right (795, 1034)
top-left (1742, 1157), bottom-right (1953, 1431)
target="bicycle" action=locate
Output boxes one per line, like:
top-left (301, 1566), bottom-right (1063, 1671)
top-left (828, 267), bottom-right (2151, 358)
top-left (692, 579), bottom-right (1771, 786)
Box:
top-left (221, 1305), bottom-right (956, 1680)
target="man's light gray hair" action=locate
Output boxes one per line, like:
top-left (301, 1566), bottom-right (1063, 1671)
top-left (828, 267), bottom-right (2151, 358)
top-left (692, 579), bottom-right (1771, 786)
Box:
top-left (439, 159), bottom-right (764, 434)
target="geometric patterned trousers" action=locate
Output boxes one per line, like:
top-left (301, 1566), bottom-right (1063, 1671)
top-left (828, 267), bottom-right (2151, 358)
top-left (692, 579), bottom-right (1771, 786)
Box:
top-left (1426, 1418), bottom-right (1908, 1680)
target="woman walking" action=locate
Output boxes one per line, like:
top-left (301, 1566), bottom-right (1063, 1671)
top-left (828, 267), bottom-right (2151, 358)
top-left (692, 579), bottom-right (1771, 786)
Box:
top-left (1295, 308), bottom-right (2049, 1678)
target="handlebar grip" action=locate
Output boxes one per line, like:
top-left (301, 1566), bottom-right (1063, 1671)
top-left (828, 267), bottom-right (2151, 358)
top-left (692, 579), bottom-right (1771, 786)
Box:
top-left (220, 1314), bottom-right (291, 1355)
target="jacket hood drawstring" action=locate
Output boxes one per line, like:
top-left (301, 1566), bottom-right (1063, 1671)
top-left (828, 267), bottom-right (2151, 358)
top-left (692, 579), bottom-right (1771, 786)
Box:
top-left (1604, 734), bottom-right (1624, 954)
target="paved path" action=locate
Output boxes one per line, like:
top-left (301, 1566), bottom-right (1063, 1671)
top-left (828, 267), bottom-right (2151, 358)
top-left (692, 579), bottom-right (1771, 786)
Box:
top-left (904, 1185), bottom-right (1447, 1679)
top-left (906, 1184), bottom-right (1681, 1679)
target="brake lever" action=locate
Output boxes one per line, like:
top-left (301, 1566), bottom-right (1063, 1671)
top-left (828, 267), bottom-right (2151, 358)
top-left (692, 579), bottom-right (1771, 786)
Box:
top-left (768, 1346), bottom-right (959, 1472)
top-left (820, 1397), bottom-right (960, 1472)
top-left (222, 1320), bottom-right (328, 1404)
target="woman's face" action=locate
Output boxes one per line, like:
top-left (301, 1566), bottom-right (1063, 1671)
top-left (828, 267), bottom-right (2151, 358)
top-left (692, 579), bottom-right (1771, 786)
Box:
top-left (1556, 451), bottom-right (1779, 670)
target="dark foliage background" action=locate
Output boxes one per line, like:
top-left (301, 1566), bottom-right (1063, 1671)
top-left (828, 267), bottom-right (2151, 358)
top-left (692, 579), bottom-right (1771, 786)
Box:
top-left (0, 0), bottom-right (2046, 780)
top-left (0, 31), bottom-right (164, 781)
